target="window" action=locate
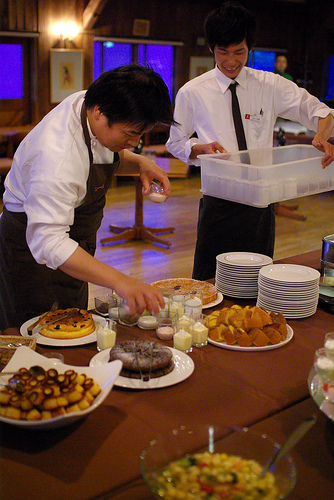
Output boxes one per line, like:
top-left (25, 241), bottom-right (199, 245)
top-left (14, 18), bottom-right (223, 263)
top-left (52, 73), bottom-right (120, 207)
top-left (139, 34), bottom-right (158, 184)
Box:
top-left (0, 37), bottom-right (32, 124)
top-left (0, 43), bottom-right (23, 99)
top-left (93, 39), bottom-right (179, 101)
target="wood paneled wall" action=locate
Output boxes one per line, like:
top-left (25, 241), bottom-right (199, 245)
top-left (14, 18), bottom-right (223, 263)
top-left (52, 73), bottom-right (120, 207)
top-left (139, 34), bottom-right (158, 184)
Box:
top-left (1, 0), bottom-right (334, 127)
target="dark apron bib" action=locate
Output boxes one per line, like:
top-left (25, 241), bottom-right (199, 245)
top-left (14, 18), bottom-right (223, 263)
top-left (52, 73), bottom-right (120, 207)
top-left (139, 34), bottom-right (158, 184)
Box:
top-left (0, 103), bottom-right (119, 329)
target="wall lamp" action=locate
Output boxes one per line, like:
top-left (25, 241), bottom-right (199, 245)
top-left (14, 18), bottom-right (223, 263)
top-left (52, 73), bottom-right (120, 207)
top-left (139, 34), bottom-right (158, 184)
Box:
top-left (53, 21), bottom-right (80, 46)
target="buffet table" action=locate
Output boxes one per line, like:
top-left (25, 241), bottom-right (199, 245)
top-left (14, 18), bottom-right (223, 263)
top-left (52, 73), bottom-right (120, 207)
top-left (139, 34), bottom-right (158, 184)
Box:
top-left (1, 250), bottom-right (334, 500)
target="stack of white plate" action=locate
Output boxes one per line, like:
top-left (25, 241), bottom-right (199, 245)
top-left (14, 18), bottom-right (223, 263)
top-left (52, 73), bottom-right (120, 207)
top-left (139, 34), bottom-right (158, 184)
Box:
top-left (215, 252), bottom-right (273, 298)
top-left (257, 264), bottom-right (320, 319)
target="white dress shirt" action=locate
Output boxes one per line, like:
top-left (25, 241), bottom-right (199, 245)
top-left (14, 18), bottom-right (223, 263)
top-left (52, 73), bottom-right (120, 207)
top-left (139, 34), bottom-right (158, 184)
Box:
top-left (3, 91), bottom-right (115, 270)
top-left (166, 66), bottom-right (332, 166)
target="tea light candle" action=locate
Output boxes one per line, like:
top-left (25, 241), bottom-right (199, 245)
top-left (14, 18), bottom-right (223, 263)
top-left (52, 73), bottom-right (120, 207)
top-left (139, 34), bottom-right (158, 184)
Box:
top-left (173, 329), bottom-right (192, 352)
top-left (192, 321), bottom-right (209, 346)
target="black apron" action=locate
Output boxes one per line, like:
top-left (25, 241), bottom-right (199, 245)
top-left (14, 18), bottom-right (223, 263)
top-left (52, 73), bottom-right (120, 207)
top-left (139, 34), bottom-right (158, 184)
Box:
top-left (0, 103), bottom-right (119, 330)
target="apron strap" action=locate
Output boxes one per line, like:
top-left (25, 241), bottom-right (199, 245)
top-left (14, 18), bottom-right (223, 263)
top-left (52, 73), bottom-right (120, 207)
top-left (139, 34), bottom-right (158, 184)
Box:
top-left (80, 102), bottom-right (94, 165)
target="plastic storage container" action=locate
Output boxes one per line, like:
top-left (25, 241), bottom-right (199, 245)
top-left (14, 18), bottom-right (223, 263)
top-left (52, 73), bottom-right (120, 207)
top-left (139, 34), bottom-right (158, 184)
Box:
top-left (199, 145), bottom-right (334, 208)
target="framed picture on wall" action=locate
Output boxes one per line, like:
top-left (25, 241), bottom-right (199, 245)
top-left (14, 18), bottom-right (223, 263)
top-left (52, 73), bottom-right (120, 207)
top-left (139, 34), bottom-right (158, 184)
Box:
top-left (50, 49), bottom-right (83, 104)
top-left (189, 56), bottom-right (214, 80)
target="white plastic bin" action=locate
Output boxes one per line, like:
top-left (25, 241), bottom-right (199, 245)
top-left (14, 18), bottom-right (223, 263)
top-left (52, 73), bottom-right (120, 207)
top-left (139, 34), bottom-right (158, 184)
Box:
top-left (199, 145), bottom-right (334, 207)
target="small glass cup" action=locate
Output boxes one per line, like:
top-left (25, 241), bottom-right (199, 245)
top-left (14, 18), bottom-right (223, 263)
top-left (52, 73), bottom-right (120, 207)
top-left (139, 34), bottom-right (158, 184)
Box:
top-left (156, 316), bottom-right (176, 340)
top-left (43, 352), bottom-right (64, 364)
top-left (96, 319), bottom-right (117, 351)
top-left (95, 294), bottom-right (117, 317)
top-left (118, 300), bottom-right (140, 326)
top-left (314, 347), bottom-right (334, 384)
top-left (173, 328), bottom-right (193, 353)
top-left (324, 332), bottom-right (334, 360)
top-left (184, 291), bottom-right (203, 320)
top-left (191, 313), bottom-right (209, 347)
top-left (169, 293), bottom-right (186, 319)
top-left (176, 313), bottom-right (193, 333)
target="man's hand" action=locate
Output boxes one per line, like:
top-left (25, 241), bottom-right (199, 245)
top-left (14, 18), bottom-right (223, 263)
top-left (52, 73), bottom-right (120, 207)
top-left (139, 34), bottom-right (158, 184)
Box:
top-left (190, 142), bottom-right (226, 159)
top-left (312, 136), bottom-right (334, 168)
top-left (139, 157), bottom-right (171, 197)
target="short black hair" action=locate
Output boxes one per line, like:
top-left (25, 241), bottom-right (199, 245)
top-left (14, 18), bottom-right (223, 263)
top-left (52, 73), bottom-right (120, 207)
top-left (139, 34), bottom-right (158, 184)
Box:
top-left (204, 1), bottom-right (256, 52)
top-left (85, 64), bottom-right (175, 132)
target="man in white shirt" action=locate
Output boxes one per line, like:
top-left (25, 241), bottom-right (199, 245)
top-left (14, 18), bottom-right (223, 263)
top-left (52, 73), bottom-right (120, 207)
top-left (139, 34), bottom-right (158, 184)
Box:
top-left (166, 1), bottom-right (334, 280)
top-left (0, 64), bottom-right (175, 332)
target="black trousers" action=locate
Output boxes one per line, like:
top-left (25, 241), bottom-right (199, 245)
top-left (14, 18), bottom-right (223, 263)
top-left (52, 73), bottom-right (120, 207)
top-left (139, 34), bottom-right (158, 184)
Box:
top-left (192, 196), bottom-right (275, 281)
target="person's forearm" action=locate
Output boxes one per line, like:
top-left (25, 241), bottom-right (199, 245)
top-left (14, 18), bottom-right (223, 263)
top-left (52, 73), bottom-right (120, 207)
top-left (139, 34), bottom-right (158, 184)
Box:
top-left (117, 149), bottom-right (141, 174)
top-left (59, 246), bottom-right (165, 315)
top-left (59, 246), bottom-right (124, 289)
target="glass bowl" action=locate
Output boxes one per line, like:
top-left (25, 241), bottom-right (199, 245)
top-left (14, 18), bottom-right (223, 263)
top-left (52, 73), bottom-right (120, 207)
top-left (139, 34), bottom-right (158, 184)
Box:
top-left (140, 424), bottom-right (296, 499)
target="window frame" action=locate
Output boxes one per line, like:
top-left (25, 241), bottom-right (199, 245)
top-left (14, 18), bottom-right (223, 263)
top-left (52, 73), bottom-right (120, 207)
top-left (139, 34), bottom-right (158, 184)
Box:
top-left (93, 36), bottom-right (183, 102)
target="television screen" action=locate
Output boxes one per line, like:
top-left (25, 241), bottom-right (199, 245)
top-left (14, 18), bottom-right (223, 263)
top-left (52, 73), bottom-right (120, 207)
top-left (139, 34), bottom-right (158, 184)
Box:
top-left (248, 50), bottom-right (276, 72)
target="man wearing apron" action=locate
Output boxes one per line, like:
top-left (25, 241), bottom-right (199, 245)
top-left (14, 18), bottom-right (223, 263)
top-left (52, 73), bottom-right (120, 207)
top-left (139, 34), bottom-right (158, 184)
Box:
top-left (0, 64), bottom-right (175, 332)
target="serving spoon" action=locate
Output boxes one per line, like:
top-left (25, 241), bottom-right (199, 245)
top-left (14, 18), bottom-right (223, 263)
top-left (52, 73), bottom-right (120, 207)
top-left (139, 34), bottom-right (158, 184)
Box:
top-left (259, 414), bottom-right (317, 477)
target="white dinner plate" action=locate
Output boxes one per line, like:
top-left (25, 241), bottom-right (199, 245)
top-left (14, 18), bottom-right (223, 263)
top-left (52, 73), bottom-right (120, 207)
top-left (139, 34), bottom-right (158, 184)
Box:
top-left (216, 252), bottom-right (272, 267)
top-left (202, 292), bottom-right (224, 309)
top-left (20, 314), bottom-right (104, 347)
top-left (259, 264), bottom-right (320, 283)
top-left (0, 346), bottom-right (122, 429)
top-left (89, 346), bottom-right (194, 389)
top-left (208, 324), bottom-right (293, 352)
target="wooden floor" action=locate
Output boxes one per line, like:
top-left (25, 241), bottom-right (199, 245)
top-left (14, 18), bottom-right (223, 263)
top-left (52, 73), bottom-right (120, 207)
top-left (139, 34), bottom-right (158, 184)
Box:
top-left (90, 171), bottom-right (333, 305)
top-left (2, 170), bottom-right (333, 308)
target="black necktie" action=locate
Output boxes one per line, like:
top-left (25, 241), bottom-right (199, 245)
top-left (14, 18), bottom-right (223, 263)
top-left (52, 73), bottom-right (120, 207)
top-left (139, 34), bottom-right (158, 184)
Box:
top-left (229, 82), bottom-right (247, 151)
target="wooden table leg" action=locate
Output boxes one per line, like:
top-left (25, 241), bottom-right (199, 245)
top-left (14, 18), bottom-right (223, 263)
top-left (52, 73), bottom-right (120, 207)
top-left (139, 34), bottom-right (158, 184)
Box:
top-left (101, 177), bottom-right (175, 247)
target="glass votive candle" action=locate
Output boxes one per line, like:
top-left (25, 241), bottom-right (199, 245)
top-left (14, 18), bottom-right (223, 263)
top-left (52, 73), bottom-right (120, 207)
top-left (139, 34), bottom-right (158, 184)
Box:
top-left (95, 294), bottom-right (117, 317)
top-left (314, 347), bottom-right (334, 383)
top-left (96, 319), bottom-right (117, 351)
top-left (156, 316), bottom-right (175, 340)
top-left (184, 291), bottom-right (203, 320)
top-left (118, 300), bottom-right (140, 326)
top-left (324, 332), bottom-right (334, 360)
top-left (169, 293), bottom-right (186, 319)
top-left (191, 313), bottom-right (209, 347)
top-left (173, 328), bottom-right (193, 353)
